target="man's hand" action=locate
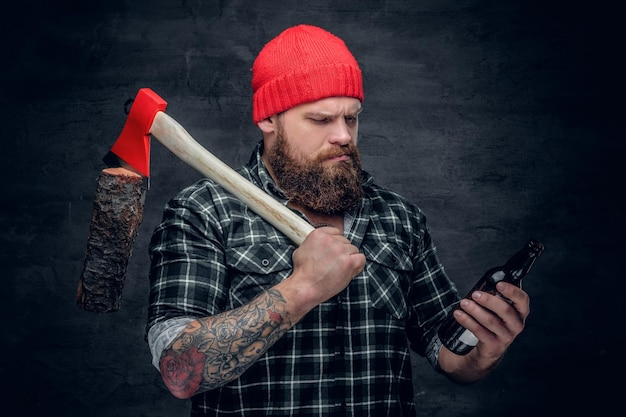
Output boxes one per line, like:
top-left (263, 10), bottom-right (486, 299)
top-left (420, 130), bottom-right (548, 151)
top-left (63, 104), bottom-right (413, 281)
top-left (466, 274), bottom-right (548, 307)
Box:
top-left (438, 282), bottom-right (530, 383)
top-left (280, 226), bottom-right (366, 317)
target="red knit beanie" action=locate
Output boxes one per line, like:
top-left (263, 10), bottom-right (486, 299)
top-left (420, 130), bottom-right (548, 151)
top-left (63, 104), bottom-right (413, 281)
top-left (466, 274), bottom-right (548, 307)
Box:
top-left (251, 24), bottom-right (364, 124)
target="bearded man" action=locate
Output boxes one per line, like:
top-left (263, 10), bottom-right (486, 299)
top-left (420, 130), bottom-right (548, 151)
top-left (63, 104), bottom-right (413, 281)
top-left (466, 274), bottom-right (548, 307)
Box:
top-left (146, 24), bottom-right (530, 417)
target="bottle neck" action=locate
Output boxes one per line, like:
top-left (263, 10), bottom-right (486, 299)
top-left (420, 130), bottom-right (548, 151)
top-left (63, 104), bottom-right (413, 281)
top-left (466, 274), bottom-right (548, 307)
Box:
top-left (505, 240), bottom-right (544, 282)
top-left (508, 257), bottom-right (538, 281)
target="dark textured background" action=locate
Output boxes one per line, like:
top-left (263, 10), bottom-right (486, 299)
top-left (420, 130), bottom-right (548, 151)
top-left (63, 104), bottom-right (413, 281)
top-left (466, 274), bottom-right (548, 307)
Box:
top-left (1, 1), bottom-right (622, 416)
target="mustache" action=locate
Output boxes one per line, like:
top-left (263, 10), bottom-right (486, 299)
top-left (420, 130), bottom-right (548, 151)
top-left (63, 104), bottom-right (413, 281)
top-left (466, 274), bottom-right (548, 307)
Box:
top-left (316, 143), bottom-right (360, 161)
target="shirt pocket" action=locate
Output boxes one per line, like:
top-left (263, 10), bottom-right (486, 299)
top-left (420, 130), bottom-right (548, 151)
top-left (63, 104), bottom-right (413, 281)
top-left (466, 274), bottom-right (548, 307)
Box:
top-left (225, 243), bottom-right (294, 307)
top-left (362, 241), bottom-right (413, 320)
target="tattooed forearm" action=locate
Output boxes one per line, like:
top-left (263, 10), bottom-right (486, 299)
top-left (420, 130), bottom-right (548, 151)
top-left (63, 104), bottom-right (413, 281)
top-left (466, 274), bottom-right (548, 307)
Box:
top-left (159, 289), bottom-right (293, 399)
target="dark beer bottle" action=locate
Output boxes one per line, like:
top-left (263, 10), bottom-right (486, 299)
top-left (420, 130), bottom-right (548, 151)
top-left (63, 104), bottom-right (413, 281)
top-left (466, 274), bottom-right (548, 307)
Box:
top-left (438, 239), bottom-right (544, 355)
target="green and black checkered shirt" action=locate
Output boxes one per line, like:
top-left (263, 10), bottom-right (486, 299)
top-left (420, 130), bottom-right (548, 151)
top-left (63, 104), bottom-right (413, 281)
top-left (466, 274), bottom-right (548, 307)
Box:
top-left (147, 142), bottom-right (459, 416)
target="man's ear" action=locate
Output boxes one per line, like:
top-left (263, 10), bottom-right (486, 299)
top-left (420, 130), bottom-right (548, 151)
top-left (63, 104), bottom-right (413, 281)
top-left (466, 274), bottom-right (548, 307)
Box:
top-left (257, 117), bottom-right (276, 134)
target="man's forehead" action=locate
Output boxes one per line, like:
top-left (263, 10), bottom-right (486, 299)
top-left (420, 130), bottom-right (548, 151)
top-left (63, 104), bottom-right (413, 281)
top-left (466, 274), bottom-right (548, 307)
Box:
top-left (296, 97), bottom-right (362, 115)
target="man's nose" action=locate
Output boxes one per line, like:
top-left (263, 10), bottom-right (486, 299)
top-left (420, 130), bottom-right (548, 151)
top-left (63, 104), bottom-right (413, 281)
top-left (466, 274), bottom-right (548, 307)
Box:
top-left (329, 119), bottom-right (353, 145)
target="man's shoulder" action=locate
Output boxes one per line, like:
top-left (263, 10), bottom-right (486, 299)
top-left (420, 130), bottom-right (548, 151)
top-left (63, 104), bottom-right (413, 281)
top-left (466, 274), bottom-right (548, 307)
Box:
top-left (365, 182), bottom-right (422, 212)
top-left (167, 177), bottom-right (245, 213)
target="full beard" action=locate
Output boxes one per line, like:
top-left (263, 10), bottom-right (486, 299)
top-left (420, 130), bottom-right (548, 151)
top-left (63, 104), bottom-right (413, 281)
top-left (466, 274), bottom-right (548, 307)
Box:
top-left (265, 130), bottom-right (364, 215)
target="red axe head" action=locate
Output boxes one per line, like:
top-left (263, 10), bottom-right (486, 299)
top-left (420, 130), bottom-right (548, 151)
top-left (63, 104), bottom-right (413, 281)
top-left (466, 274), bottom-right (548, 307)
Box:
top-left (108, 88), bottom-right (167, 177)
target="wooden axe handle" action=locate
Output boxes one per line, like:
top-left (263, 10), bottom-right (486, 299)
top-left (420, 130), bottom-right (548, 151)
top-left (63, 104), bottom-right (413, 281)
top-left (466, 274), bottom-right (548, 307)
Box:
top-left (150, 111), bottom-right (314, 245)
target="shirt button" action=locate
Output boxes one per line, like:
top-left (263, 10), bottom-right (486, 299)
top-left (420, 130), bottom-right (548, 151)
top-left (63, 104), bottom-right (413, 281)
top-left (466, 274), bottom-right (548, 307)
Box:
top-left (261, 259), bottom-right (270, 267)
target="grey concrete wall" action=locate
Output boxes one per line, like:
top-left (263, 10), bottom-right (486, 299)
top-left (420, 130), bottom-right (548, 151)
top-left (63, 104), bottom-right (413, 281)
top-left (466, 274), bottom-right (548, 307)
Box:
top-left (1, 0), bottom-right (621, 415)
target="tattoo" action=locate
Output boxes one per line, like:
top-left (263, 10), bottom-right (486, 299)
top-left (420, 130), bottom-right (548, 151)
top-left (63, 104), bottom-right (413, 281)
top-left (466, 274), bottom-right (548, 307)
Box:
top-left (160, 289), bottom-right (292, 398)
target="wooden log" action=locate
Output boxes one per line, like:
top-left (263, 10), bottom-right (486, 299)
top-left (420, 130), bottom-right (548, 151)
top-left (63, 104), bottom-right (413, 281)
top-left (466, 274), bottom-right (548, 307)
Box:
top-left (76, 167), bottom-right (145, 312)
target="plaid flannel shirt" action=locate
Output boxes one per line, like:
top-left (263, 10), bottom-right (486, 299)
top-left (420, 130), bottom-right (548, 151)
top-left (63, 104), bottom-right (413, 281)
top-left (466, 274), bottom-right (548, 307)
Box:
top-left (146, 142), bottom-right (459, 416)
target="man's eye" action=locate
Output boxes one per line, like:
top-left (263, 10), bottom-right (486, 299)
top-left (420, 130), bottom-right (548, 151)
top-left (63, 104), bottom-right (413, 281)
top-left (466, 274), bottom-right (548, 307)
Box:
top-left (345, 116), bottom-right (357, 124)
top-left (311, 118), bottom-right (329, 124)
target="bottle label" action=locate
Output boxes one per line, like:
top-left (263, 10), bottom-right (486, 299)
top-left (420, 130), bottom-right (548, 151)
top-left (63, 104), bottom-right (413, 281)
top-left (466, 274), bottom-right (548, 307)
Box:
top-left (458, 329), bottom-right (479, 346)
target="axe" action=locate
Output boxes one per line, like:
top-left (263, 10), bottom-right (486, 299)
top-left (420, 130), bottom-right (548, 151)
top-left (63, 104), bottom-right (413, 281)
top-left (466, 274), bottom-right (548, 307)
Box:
top-left (76, 88), bottom-right (314, 313)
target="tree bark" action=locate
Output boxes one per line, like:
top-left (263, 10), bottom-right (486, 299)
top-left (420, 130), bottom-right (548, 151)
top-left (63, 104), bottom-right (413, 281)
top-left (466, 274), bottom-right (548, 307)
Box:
top-left (76, 167), bottom-right (145, 312)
